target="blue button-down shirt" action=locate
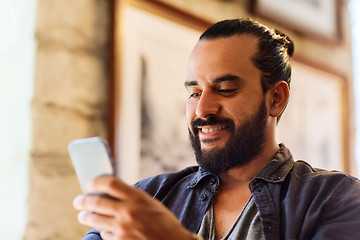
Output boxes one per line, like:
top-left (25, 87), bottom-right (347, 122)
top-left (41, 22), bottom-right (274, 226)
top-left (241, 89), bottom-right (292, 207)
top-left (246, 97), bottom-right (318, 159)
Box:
top-left (83, 144), bottom-right (360, 239)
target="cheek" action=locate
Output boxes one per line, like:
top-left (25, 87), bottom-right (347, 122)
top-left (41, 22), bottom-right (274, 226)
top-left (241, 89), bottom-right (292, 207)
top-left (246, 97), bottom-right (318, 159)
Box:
top-left (222, 103), bottom-right (251, 126)
top-left (222, 103), bottom-right (241, 118)
top-left (185, 102), bottom-right (194, 124)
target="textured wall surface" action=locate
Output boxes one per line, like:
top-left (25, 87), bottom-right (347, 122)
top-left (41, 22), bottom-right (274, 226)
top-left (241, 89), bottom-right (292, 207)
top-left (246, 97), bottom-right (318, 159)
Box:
top-left (25, 0), bottom-right (110, 239)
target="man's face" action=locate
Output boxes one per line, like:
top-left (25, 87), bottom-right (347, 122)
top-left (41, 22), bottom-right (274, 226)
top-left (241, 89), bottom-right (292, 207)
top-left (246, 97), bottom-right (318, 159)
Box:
top-left (185, 35), bottom-right (269, 174)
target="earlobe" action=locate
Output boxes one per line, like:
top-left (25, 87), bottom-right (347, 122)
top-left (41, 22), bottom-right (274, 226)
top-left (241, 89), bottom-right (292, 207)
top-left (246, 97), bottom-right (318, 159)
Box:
top-left (269, 81), bottom-right (289, 118)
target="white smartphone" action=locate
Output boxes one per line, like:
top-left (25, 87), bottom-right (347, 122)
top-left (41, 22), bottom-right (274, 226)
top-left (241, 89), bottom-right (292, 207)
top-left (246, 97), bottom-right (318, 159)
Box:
top-left (68, 136), bottom-right (116, 193)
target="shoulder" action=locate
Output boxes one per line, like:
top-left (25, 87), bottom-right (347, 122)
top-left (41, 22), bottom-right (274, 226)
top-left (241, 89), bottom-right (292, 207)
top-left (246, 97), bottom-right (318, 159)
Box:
top-left (134, 166), bottom-right (199, 199)
top-left (270, 158), bottom-right (360, 238)
top-left (289, 160), bottom-right (360, 199)
top-left (291, 160), bottom-right (358, 182)
top-left (289, 161), bottom-right (360, 238)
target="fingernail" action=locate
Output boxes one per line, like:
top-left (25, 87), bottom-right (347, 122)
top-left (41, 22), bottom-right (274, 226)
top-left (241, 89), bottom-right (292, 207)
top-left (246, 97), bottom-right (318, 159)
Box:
top-left (73, 195), bottom-right (84, 209)
top-left (77, 210), bottom-right (88, 223)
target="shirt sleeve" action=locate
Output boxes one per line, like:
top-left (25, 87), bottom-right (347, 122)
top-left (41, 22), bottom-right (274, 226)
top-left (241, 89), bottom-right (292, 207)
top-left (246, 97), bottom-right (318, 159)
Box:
top-left (311, 177), bottom-right (360, 239)
top-left (81, 228), bottom-right (102, 240)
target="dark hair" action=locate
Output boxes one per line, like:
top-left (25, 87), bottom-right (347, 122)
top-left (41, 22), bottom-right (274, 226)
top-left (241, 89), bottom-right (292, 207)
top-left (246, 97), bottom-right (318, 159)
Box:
top-left (200, 18), bottom-right (294, 93)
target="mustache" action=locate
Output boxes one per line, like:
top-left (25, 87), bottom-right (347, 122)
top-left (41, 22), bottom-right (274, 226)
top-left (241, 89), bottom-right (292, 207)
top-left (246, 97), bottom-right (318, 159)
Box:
top-left (190, 115), bottom-right (235, 133)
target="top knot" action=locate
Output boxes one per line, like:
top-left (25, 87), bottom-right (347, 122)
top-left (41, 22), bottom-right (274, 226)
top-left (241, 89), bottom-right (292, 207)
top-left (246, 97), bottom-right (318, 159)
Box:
top-left (274, 29), bottom-right (295, 57)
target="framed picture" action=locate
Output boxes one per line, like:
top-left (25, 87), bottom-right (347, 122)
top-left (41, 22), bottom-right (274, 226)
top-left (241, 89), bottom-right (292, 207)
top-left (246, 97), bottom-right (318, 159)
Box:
top-left (114, 0), bottom-right (208, 183)
top-left (114, 0), bottom-right (348, 183)
top-left (250, 0), bottom-right (341, 43)
top-left (276, 59), bottom-right (348, 171)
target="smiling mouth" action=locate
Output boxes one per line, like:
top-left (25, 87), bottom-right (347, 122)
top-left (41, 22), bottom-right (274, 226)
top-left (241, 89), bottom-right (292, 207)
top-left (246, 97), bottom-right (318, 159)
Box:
top-left (199, 126), bottom-right (227, 133)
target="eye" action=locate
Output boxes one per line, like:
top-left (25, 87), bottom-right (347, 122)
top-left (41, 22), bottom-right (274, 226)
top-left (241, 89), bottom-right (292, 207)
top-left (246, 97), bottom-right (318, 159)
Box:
top-left (186, 87), bottom-right (202, 100)
top-left (189, 92), bottom-right (201, 99)
top-left (217, 88), bottom-right (237, 96)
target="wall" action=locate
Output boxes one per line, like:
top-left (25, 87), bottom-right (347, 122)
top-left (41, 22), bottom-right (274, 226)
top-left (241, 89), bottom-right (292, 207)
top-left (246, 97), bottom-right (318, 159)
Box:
top-left (0, 0), bottom-right (36, 238)
top-left (24, 0), bottom-right (111, 239)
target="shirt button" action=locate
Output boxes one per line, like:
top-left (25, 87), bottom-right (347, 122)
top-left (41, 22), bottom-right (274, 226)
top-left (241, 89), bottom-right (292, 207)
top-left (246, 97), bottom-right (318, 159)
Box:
top-left (200, 194), bottom-right (208, 201)
top-left (267, 224), bottom-right (272, 232)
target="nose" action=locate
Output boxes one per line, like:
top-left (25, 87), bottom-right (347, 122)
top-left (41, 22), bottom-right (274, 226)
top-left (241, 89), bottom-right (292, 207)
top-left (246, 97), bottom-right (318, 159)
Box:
top-left (195, 90), bottom-right (221, 118)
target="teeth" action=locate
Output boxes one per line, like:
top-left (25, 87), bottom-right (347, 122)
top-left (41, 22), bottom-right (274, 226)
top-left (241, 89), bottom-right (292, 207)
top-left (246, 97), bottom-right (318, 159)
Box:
top-left (201, 126), bottom-right (226, 133)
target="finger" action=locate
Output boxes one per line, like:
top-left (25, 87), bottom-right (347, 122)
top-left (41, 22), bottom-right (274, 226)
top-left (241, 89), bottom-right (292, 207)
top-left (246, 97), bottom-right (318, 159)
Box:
top-left (100, 230), bottom-right (114, 240)
top-left (78, 211), bottom-right (140, 239)
top-left (73, 194), bottom-right (124, 216)
top-left (77, 210), bottom-right (115, 232)
top-left (87, 176), bottom-right (144, 201)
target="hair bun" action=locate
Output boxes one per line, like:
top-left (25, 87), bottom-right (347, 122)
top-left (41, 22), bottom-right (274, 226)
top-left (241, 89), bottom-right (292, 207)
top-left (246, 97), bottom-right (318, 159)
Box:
top-left (274, 29), bottom-right (294, 57)
top-left (285, 37), bottom-right (294, 57)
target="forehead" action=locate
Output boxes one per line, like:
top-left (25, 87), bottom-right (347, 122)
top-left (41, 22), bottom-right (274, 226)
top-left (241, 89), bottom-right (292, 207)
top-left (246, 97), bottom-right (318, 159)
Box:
top-left (186, 35), bottom-right (260, 83)
top-left (192, 34), bottom-right (259, 57)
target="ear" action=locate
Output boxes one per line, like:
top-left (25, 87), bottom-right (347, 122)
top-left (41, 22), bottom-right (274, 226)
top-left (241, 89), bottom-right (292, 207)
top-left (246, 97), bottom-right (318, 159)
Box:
top-left (267, 81), bottom-right (289, 118)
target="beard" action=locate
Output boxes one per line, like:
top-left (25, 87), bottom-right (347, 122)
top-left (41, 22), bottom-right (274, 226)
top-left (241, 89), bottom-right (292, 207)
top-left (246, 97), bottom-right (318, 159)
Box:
top-left (188, 99), bottom-right (268, 175)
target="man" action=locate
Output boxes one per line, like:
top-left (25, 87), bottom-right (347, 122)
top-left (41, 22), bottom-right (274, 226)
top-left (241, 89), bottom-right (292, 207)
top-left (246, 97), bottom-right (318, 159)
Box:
top-left (73, 19), bottom-right (360, 239)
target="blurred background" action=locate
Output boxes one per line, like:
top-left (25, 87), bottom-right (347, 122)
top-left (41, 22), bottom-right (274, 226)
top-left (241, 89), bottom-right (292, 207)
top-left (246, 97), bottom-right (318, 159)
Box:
top-left (0, 0), bottom-right (359, 239)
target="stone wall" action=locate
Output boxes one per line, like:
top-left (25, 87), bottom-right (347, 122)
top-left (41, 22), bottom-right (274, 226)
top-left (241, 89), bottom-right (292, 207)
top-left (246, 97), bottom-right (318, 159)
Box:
top-left (25, 0), bottom-right (110, 239)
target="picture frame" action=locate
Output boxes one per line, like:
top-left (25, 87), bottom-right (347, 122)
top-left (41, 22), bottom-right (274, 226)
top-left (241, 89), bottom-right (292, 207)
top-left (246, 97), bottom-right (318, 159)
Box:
top-left (114, 0), bottom-right (209, 183)
top-left (276, 58), bottom-right (348, 172)
top-left (113, 0), bottom-right (349, 183)
top-left (250, 0), bottom-right (341, 43)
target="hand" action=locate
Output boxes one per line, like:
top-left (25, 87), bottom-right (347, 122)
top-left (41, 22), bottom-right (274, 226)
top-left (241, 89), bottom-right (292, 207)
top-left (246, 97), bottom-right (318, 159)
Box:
top-left (73, 176), bottom-right (194, 240)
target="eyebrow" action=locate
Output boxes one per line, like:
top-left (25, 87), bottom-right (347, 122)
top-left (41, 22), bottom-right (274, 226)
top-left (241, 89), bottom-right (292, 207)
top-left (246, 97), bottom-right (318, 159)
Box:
top-left (184, 74), bottom-right (242, 87)
top-left (184, 80), bottom-right (198, 87)
top-left (213, 74), bottom-right (242, 83)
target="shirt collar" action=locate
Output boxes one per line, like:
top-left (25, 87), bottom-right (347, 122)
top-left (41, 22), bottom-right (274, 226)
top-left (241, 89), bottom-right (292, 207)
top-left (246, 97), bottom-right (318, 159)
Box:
top-left (188, 167), bottom-right (218, 189)
top-left (254, 143), bottom-right (295, 183)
